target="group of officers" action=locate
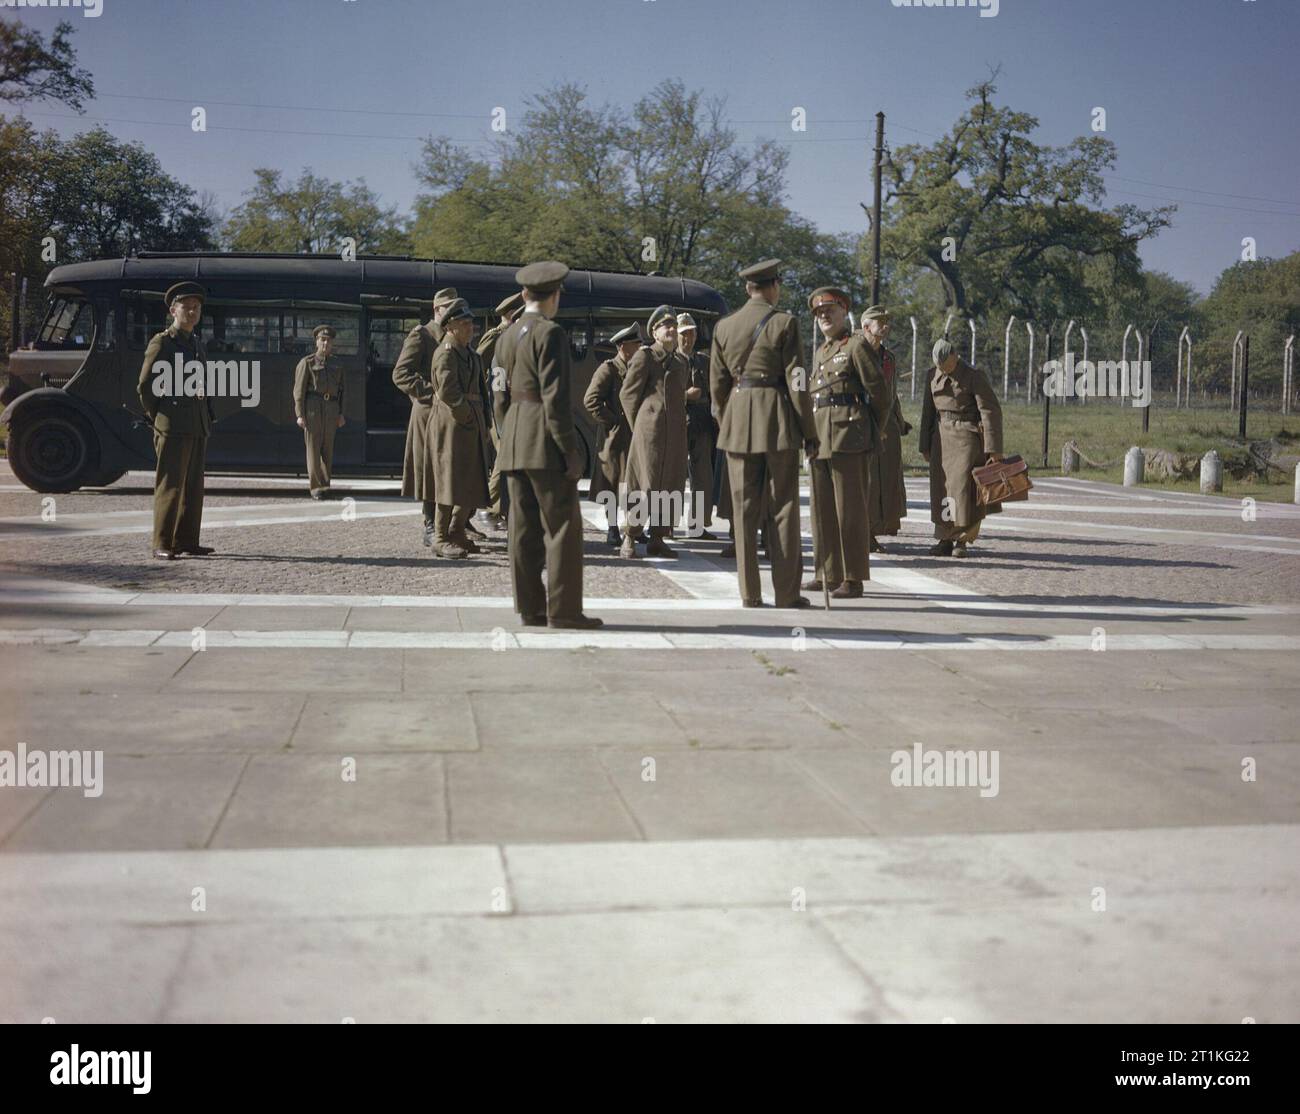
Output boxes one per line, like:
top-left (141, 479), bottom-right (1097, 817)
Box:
top-left (138, 262), bottom-right (1006, 629)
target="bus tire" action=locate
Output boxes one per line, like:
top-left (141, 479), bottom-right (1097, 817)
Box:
top-left (7, 406), bottom-right (100, 493)
top-left (87, 468), bottom-right (127, 488)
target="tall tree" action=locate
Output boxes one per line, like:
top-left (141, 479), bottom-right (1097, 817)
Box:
top-left (0, 17), bottom-right (94, 111)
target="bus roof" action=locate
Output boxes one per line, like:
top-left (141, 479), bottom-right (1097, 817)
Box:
top-left (43, 253), bottom-right (730, 315)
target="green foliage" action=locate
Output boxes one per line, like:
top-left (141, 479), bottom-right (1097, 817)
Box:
top-left (0, 17), bottom-right (94, 112)
top-left (1194, 254), bottom-right (1300, 392)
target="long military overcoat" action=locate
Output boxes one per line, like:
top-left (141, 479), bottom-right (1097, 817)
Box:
top-left (429, 337), bottom-right (490, 508)
top-left (621, 341), bottom-right (688, 495)
top-left (919, 357), bottom-right (1004, 533)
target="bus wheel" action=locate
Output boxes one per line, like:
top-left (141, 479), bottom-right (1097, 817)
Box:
top-left (8, 407), bottom-right (99, 493)
top-left (87, 468), bottom-right (127, 488)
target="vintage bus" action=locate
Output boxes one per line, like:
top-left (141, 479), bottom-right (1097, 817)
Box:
top-left (1, 252), bottom-right (728, 492)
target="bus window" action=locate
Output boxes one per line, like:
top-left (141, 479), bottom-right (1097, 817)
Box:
top-left (95, 307), bottom-right (116, 351)
top-left (37, 297), bottom-right (93, 349)
top-left (222, 312), bottom-right (283, 354)
top-left (127, 301), bottom-right (215, 349)
top-left (563, 318), bottom-right (591, 362)
top-left (288, 311), bottom-right (360, 357)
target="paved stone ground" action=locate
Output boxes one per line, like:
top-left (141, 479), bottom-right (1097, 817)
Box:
top-left (0, 460), bottom-right (1297, 1023)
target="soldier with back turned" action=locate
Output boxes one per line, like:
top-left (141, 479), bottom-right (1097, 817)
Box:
top-left (476, 291), bottom-right (525, 529)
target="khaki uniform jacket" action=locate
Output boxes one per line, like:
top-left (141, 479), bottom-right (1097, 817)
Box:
top-left (392, 321), bottom-right (441, 499)
top-left (493, 311), bottom-right (578, 473)
top-left (919, 357), bottom-right (1004, 530)
top-left (811, 327), bottom-right (891, 454)
top-left (684, 349), bottom-right (716, 439)
top-left (621, 342), bottom-right (689, 494)
top-left (138, 325), bottom-right (213, 437)
top-left (476, 321), bottom-right (508, 426)
top-left (584, 355), bottom-right (632, 466)
top-left (870, 346), bottom-right (909, 532)
top-left (429, 338), bottom-right (490, 508)
top-left (292, 355), bottom-right (345, 420)
top-left (710, 296), bottom-right (815, 453)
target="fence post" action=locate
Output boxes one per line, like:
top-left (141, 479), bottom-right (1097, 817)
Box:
top-left (1003, 315), bottom-right (1016, 396)
top-left (1026, 322), bottom-right (1035, 402)
top-left (1079, 326), bottom-right (1089, 404)
top-left (1140, 329), bottom-right (1151, 434)
top-left (1284, 334), bottom-right (1295, 416)
top-left (909, 316), bottom-right (918, 401)
top-left (968, 318), bottom-right (976, 366)
top-left (1239, 335), bottom-right (1250, 438)
top-left (1231, 330), bottom-right (1244, 409)
top-left (1041, 332), bottom-right (1053, 469)
top-left (1177, 326), bottom-right (1191, 408)
top-left (1121, 324), bottom-right (1134, 408)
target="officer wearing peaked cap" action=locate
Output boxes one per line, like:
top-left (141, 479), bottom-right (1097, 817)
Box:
top-left (137, 282), bottom-right (214, 559)
top-left (710, 259), bottom-right (817, 608)
top-left (584, 321), bottom-right (640, 546)
top-left (804, 287), bottom-right (890, 598)
top-left (860, 305), bottom-right (910, 550)
top-left (476, 290), bottom-right (527, 527)
top-left (493, 261), bottom-right (602, 629)
top-left (620, 305), bottom-right (689, 558)
top-left (293, 324), bottom-right (346, 499)
top-left (393, 286), bottom-right (458, 546)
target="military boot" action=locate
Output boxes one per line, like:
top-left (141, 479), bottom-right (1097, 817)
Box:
top-left (619, 535), bottom-right (640, 559)
top-left (831, 580), bottom-right (863, 599)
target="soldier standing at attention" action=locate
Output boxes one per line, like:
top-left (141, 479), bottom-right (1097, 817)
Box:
top-left (583, 322), bottom-right (640, 547)
top-left (803, 288), bottom-right (890, 599)
top-left (710, 259), bottom-right (817, 608)
top-left (919, 338), bottom-right (1004, 558)
top-left (476, 291), bottom-right (525, 530)
top-left (393, 286), bottom-right (458, 546)
top-left (493, 261), bottom-right (602, 630)
top-left (620, 306), bottom-right (689, 559)
top-left (293, 324), bottom-right (346, 500)
top-left (860, 306), bottom-right (910, 552)
top-left (137, 282), bottom-right (214, 560)
top-left (429, 299), bottom-right (492, 559)
top-left (677, 312), bottom-right (717, 539)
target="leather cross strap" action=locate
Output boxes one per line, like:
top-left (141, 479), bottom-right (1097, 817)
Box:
top-left (734, 309), bottom-right (779, 379)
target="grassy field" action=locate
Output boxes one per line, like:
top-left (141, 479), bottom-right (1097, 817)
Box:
top-left (894, 392), bottom-right (1300, 504)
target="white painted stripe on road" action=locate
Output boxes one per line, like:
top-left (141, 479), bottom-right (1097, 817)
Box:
top-left (973, 514), bottom-right (1300, 555)
top-left (3, 627), bottom-right (1298, 652)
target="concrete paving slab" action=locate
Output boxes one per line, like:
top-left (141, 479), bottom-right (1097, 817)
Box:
top-left (0, 604), bottom-right (225, 630)
top-left (0, 786), bottom-right (50, 844)
top-left (167, 647), bottom-right (403, 692)
top-left (599, 749), bottom-right (870, 839)
top-left (0, 845), bottom-right (507, 925)
top-left (0, 923), bottom-right (193, 1024)
top-left (652, 689), bottom-right (851, 749)
top-left (400, 649), bottom-right (602, 694)
top-left (205, 606), bottom-right (349, 631)
top-left (343, 606), bottom-right (464, 632)
top-left (291, 694), bottom-right (476, 753)
top-left (161, 907), bottom-right (878, 1023)
top-left (0, 645), bottom-right (192, 693)
top-left (447, 751), bottom-right (641, 843)
top-left (2, 692), bottom-right (305, 754)
top-left (2, 754), bottom-right (245, 851)
top-left (469, 690), bottom-right (685, 748)
top-left (209, 754), bottom-right (447, 848)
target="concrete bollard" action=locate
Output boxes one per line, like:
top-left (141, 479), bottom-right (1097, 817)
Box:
top-left (1124, 446), bottom-right (1144, 487)
top-left (1200, 450), bottom-right (1223, 494)
top-left (1061, 442), bottom-right (1080, 474)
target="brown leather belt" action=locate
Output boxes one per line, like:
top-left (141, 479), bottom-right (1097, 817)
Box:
top-left (308, 391), bottom-right (338, 402)
top-left (737, 375), bottom-right (782, 388)
top-left (511, 386), bottom-right (542, 403)
top-left (813, 392), bottom-right (864, 410)
top-left (939, 411), bottom-right (979, 425)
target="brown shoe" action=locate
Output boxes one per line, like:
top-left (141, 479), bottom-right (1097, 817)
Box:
top-left (929, 540), bottom-right (955, 557)
top-left (619, 536), bottom-right (640, 559)
top-left (519, 614), bottom-right (548, 627)
top-left (741, 598), bottom-right (764, 608)
top-left (777, 597), bottom-right (813, 609)
top-left (802, 578), bottom-right (823, 592)
top-left (434, 540), bottom-right (468, 559)
top-left (548, 614), bottom-right (604, 630)
top-left (719, 544), bottom-right (736, 558)
top-left (453, 532), bottom-right (482, 554)
top-left (953, 543), bottom-right (970, 559)
top-left (464, 520), bottom-right (486, 539)
top-left (645, 538), bottom-right (677, 558)
top-left (831, 580), bottom-right (863, 599)
top-left (152, 548), bottom-right (177, 560)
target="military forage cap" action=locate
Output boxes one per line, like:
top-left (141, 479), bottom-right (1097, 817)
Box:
top-left (932, 338), bottom-right (955, 365)
top-left (164, 281), bottom-right (206, 307)
top-left (647, 305), bottom-right (677, 334)
top-left (494, 291), bottom-right (525, 317)
top-left (808, 287), bottom-right (850, 312)
top-left (515, 260), bottom-right (569, 295)
top-left (439, 298), bottom-right (473, 325)
top-left (610, 323), bottom-right (640, 345)
top-left (313, 324), bottom-right (337, 340)
top-left (739, 258), bottom-right (782, 284)
top-left (433, 287), bottom-right (459, 307)
top-left (675, 313), bottom-right (697, 332)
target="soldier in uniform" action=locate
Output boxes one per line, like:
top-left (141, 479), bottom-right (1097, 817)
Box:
top-left (293, 324), bottom-right (346, 499)
top-left (137, 281), bottom-right (214, 560)
top-left (677, 312), bottom-right (717, 538)
top-left (860, 306), bottom-right (910, 551)
top-left (710, 259), bottom-right (817, 608)
top-left (429, 299), bottom-right (492, 559)
top-left (919, 338), bottom-right (1005, 557)
top-left (583, 322), bottom-right (639, 547)
top-left (476, 291), bottom-right (525, 529)
top-left (493, 261), bottom-right (602, 630)
top-left (620, 306), bottom-right (689, 559)
top-left (392, 286), bottom-right (458, 546)
top-left (803, 288), bottom-right (891, 599)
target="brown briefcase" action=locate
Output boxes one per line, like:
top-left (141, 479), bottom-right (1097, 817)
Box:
top-left (972, 454), bottom-right (1032, 506)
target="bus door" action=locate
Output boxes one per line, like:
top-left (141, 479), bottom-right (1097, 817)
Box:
top-left (363, 311), bottom-right (423, 467)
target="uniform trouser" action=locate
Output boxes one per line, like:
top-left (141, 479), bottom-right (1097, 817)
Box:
top-left (727, 449), bottom-right (802, 606)
top-left (152, 432), bottom-right (207, 551)
top-left (810, 453), bottom-right (872, 584)
top-left (487, 428), bottom-right (504, 516)
top-left (302, 400), bottom-right (340, 492)
top-left (506, 469), bottom-right (585, 619)
top-left (434, 504), bottom-right (473, 543)
top-left (421, 499), bottom-right (435, 525)
top-left (687, 429), bottom-right (715, 528)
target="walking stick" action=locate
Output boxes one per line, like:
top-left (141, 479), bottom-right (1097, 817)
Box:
top-left (807, 323), bottom-right (831, 612)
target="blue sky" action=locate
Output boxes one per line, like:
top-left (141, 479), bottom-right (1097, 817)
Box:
top-left (8, 0), bottom-right (1299, 295)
